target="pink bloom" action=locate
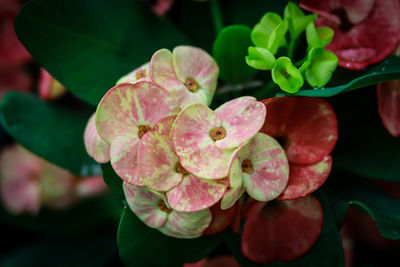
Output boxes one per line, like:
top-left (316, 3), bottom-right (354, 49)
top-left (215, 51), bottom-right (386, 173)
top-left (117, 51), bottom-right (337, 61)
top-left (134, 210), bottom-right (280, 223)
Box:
top-left (38, 68), bottom-right (67, 100)
top-left (150, 46), bottom-right (219, 108)
top-left (300, 0), bottom-right (400, 70)
top-left (261, 97), bottom-right (338, 200)
top-left (172, 96), bottom-right (266, 179)
top-left (116, 63), bottom-right (150, 84)
top-left (0, 64), bottom-right (31, 99)
top-left (124, 182), bottom-right (212, 238)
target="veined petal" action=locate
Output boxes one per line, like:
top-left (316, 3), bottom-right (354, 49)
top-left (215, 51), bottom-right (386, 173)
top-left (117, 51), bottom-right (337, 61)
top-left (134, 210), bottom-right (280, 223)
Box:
top-left (172, 103), bottom-right (232, 179)
top-left (84, 113), bottom-right (110, 163)
top-left (96, 81), bottom-right (179, 144)
top-left (160, 208), bottom-right (212, 238)
top-left (173, 46), bottom-right (219, 106)
top-left (110, 136), bottom-right (143, 186)
top-left (221, 156), bottom-right (244, 210)
top-left (139, 116), bottom-right (183, 191)
top-left (123, 182), bottom-right (168, 228)
top-left (278, 156), bottom-right (332, 200)
top-left (240, 133), bottom-right (289, 202)
top-left (215, 97), bottom-right (266, 150)
top-left (167, 174), bottom-right (228, 212)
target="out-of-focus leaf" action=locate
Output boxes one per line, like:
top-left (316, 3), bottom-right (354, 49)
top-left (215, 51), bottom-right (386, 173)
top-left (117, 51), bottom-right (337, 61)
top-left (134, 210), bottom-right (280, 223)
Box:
top-left (15, 0), bottom-right (189, 105)
top-left (0, 92), bottom-right (99, 176)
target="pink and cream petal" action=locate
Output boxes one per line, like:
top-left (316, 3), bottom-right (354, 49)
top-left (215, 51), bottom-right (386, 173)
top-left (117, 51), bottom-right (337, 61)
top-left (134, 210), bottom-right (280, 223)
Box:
top-left (278, 156), bottom-right (332, 200)
top-left (173, 46), bottom-right (219, 106)
top-left (377, 80), bottom-right (400, 137)
top-left (96, 81), bottom-right (179, 144)
top-left (221, 157), bottom-right (244, 210)
top-left (138, 116), bottom-right (183, 191)
top-left (110, 137), bottom-right (143, 186)
top-left (116, 63), bottom-right (150, 84)
top-left (215, 97), bottom-right (266, 150)
top-left (123, 182), bottom-right (168, 228)
top-left (84, 113), bottom-right (110, 163)
top-left (167, 174), bottom-right (228, 212)
top-left (160, 208), bottom-right (212, 238)
top-left (240, 133), bottom-right (289, 202)
top-left (172, 103), bottom-right (232, 179)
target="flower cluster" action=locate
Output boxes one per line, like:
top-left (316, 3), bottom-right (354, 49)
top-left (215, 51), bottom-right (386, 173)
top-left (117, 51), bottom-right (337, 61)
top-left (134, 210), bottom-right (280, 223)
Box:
top-left (84, 46), bottom-right (291, 238)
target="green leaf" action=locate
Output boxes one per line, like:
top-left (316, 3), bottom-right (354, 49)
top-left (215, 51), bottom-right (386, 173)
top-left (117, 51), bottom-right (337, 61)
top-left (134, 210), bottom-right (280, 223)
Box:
top-left (251, 13), bottom-right (287, 55)
top-left (0, 194), bottom-right (121, 235)
top-left (0, 92), bottom-right (99, 176)
top-left (117, 207), bottom-right (223, 267)
top-left (272, 57), bottom-right (303, 93)
top-left (101, 163), bottom-right (124, 198)
top-left (1, 233), bottom-right (117, 267)
top-left (226, 191), bottom-right (344, 267)
top-left (326, 174), bottom-right (400, 240)
top-left (284, 2), bottom-right (317, 40)
top-left (15, 0), bottom-right (189, 106)
top-left (300, 48), bottom-right (338, 88)
top-left (213, 25), bottom-right (258, 84)
top-left (286, 55), bottom-right (400, 97)
top-left (306, 23), bottom-right (334, 48)
top-left (246, 46), bottom-right (276, 70)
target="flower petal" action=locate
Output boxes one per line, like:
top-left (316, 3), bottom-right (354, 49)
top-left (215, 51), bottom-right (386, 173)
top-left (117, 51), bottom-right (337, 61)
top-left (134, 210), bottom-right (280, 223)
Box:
top-left (110, 136), bottom-right (143, 186)
top-left (116, 63), bottom-right (150, 84)
top-left (240, 133), bottom-right (289, 202)
top-left (172, 103), bottom-right (232, 179)
top-left (138, 116), bottom-right (183, 191)
top-left (204, 202), bottom-right (238, 235)
top-left (123, 182), bottom-right (167, 228)
top-left (261, 96), bottom-right (338, 165)
top-left (241, 196), bottom-right (323, 264)
top-left (215, 96), bottom-right (266, 150)
top-left (377, 80), bottom-right (400, 137)
top-left (221, 156), bottom-right (244, 210)
top-left (96, 81), bottom-right (180, 144)
top-left (167, 174), bottom-right (228, 212)
top-left (160, 208), bottom-right (212, 238)
top-left (84, 113), bottom-right (110, 163)
top-left (278, 156), bottom-right (332, 200)
top-left (173, 46), bottom-right (219, 106)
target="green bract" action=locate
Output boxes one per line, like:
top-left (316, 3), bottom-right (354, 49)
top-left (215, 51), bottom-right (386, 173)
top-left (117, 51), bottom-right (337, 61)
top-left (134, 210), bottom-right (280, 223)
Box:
top-left (272, 57), bottom-right (303, 93)
top-left (251, 12), bottom-right (287, 55)
top-left (284, 2), bottom-right (317, 40)
top-left (300, 48), bottom-right (338, 88)
top-left (245, 46), bottom-right (276, 70)
top-left (306, 23), bottom-right (334, 48)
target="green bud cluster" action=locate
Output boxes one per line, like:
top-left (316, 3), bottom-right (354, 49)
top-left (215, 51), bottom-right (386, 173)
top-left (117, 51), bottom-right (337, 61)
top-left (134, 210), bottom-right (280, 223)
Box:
top-left (245, 2), bottom-right (338, 93)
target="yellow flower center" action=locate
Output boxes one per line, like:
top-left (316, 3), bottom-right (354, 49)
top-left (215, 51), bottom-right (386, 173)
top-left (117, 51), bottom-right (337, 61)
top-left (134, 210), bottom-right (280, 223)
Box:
top-left (138, 125), bottom-right (152, 139)
top-left (241, 159), bottom-right (253, 174)
top-left (136, 69), bottom-right (147, 80)
top-left (184, 78), bottom-right (199, 92)
top-left (175, 162), bottom-right (189, 175)
top-left (210, 127), bottom-right (226, 141)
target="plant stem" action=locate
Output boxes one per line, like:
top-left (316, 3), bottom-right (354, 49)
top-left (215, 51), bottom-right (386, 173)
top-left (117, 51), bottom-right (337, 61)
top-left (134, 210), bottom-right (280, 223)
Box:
top-left (211, 0), bottom-right (223, 34)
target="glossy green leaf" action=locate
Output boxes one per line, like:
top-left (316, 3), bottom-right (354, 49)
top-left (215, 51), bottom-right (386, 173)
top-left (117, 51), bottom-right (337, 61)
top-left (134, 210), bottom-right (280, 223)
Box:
top-left (306, 23), bottom-right (334, 48)
top-left (0, 92), bottom-right (99, 176)
top-left (272, 57), bottom-right (303, 93)
top-left (213, 25), bottom-right (258, 84)
top-left (286, 55), bottom-right (400, 97)
top-left (226, 191), bottom-right (344, 267)
top-left (15, 0), bottom-right (189, 106)
top-left (0, 194), bottom-right (121, 236)
top-left (101, 163), bottom-right (124, 198)
top-left (117, 207), bottom-right (223, 267)
top-left (284, 2), bottom-right (317, 40)
top-left (1, 233), bottom-right (117, 267)
top-left (300, 48), bottom-right (338, 88)
top-left (326, 174), bottom-right (400, 240)
top-left (246, 46), bottom-right (276, 70)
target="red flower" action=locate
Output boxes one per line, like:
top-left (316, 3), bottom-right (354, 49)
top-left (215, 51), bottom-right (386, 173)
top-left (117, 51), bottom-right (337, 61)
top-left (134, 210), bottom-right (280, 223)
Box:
top-left (300, 0), bottom-right (400, 70)
top-left (261, 96), bottom-right (338, 200)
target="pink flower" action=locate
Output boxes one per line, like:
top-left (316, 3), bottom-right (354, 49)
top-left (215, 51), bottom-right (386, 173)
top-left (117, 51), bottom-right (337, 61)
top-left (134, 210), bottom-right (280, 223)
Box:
top-left (38, 68), bottom-right (67, 100)
top-left (116, 63), bottom-right (150, 84)
top-left (300, 0), bottom-right (400, 70)
top-left (261, 97), bottom-right (338, 200)
top-left (124, 182), bottom-right (212, 238)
